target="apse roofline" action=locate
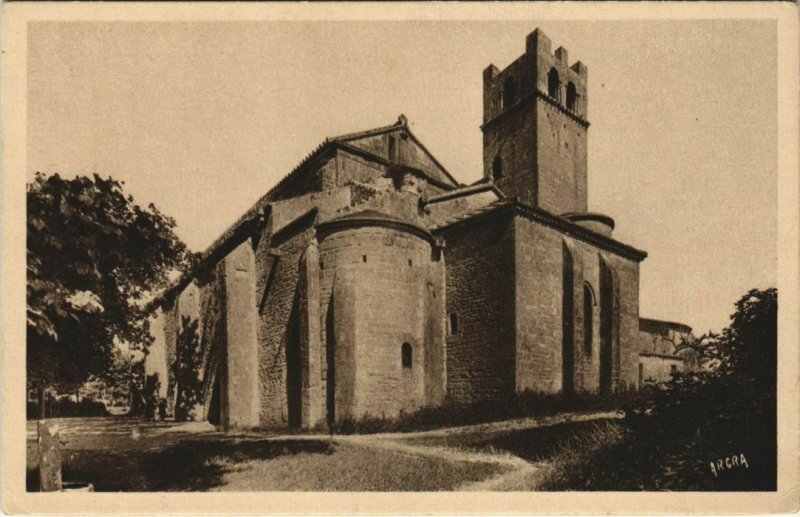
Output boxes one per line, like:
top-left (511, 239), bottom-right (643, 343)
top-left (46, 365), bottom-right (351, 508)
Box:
top-left (316, 210), bottom-right (436, 246)
top-left (434, 200), bottom-right (647, 263)
top-left (639, 317), bottom-right (693, 334)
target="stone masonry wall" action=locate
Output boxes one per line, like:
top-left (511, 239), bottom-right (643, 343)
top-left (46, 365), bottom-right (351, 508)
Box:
top-left (297, 239), bottom-right (324, 428)
top-left (603, 252), bottom-right (640, 390)
top-left (514, 216), bottom-right (563, 393)
top-left (483, 101), bottom-right (539, 206)
top-left (254, 216), bottom-right (316, 428)
top-left (336, 152), bottom-right (386, 187)
top-left (514, 215), bottom-right (640, 394)
top-left (195, 265), bottom-right (226, 421)
top-left (639, 354), bottom-right (685, 385)
top-left (535, 100), bottom-right (588, 215)
top-left (439, 213), bottom-right (516, 402)
top-left (223, 240), bottom-right (261, 429)
top-left (318, 225), bottom-right (444, 420)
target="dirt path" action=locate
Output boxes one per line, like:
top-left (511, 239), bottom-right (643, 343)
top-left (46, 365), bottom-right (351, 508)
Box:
top-left (337, 434), bottom-right (529, 468)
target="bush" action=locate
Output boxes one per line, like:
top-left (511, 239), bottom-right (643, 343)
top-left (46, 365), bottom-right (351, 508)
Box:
top-left (27, 398), bottom-right (109, 419)
top-left (537, 288), bottom-right (777, 491)
top-left (171, 316), bottom-right (203, 421)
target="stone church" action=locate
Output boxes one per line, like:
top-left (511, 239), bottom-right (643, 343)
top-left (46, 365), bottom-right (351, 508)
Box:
top-left (144, 28), bottom-right (694, 430)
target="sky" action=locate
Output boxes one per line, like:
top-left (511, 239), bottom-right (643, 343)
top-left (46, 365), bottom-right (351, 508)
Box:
top-left (26, 20), bottom-right (777, 334)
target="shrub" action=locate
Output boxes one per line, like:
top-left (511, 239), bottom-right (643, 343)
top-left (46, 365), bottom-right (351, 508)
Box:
top-left (27, 398), bottom-right (109, 419)
top-left (537, 288), bottom-right (777, 491)
top-left (171, 316), bottom-right (203, 421)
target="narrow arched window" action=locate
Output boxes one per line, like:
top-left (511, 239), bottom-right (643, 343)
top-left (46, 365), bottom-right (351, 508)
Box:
top-left (503, 77), bottom-right (518, 109)
top-left (583, 283), bottom-right (594, 354)
top-left (548, 68), bottom-right (561, 101)
top-left (492, 156), bottom-right (502, 181)
top-left (566, 82), bottom-right (577, 112)
top-left (401, 342), bottom-right (412, 369)
top-left (449, 313), bottom-right (459, 335)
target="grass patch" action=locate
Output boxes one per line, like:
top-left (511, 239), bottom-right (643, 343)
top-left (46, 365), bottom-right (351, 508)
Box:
top-left (27, 418), bottom-right (507, 491)
top-left (329, 389), bottom-right (641, 435)
top-left (213, 442), bottom-right (508, 491)
top-left (534, 420), bottom-right (628, 490)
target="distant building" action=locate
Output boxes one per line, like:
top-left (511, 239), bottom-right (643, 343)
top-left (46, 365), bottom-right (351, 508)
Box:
top-left (637, 318), bottom-right (697, 385)
top-left (144, 28), bottom-right (693, 430)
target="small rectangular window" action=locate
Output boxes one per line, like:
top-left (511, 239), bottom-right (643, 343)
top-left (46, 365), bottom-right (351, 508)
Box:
top-left (670, 364), bottom-right (677, 376)
top-left (362, 255), bottom-right (367, 263)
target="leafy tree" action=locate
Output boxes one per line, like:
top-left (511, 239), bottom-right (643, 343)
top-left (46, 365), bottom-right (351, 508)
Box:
top-left (620, 288), bottom-right (778, 490)
top-left (171, 316), bottom-right (203, 421)
top-left (545, 288), bottom-right (777, 491)
top-left (27, 172), bottom-right (192, 417)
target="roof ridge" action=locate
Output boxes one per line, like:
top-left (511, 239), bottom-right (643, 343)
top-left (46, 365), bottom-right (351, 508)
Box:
top-left (424, 182), bottom-right (503, 204)
top-left (431, 199), bottom-right (510, 230)
top-left (329, 116), bottom-right (404, 142)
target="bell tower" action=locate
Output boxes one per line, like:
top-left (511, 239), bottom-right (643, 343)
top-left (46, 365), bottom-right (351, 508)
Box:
top-left (482, 28), bottom-right (589, 215)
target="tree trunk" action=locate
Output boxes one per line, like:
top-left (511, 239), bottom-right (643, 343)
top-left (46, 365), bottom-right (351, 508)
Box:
top-left (38, 385), bottom-right (46, 420)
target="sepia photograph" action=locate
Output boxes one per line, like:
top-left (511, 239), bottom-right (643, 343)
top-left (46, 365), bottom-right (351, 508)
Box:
top-left (2, 2), bottom-right (799, 515)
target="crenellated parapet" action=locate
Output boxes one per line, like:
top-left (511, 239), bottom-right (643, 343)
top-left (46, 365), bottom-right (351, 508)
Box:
top-left (483, 28), bottom-right (588, 127)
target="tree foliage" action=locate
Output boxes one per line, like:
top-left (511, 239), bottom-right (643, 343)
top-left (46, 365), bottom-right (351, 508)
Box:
top-left (27, 172), bottom-right (192, 393)
top-left (545, 288), bottom-right (778, 491)
top-left (632, 288), bottom-right (777, 490)
top-left (171, 316), bottom-right (203, 421)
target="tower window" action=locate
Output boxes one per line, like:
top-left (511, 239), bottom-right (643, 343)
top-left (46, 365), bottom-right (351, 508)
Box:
top-left (566, 82), bottom-right (578, 112)
top-left (492, 156), bottom-right (503, 181)
top-left (502, 77), bottom-right (518, 109)
top-left (449, 313), bottom-right (459, 335)
top-left (362, 255), bottom-right (367, 263)
top-left (548, 68), bottom-right (561, 101)
top-left (401, 342), bottom-right (412, 369)
top-left (670, 364), bottom-right (677, 376)
top-left (583, 283), bottom-right (594, 354)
